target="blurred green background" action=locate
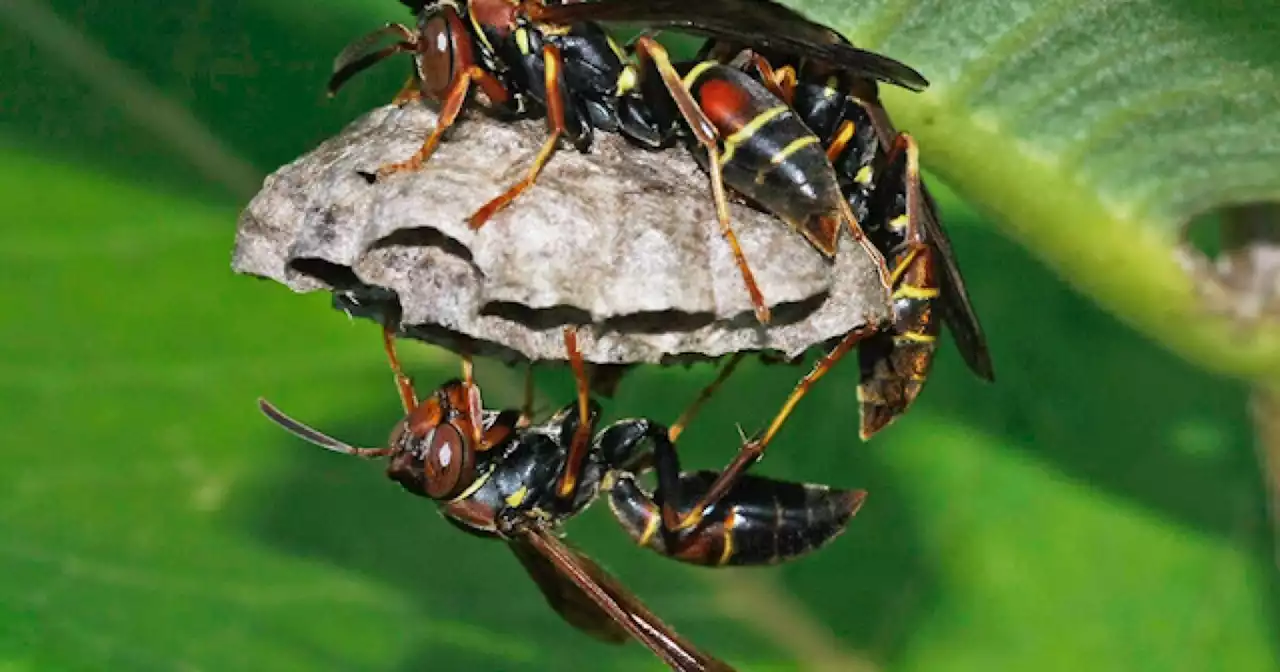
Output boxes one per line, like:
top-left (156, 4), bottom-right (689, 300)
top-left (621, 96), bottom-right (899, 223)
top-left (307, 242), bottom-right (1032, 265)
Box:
top-left (1, 1), bottom-right (1276, 670)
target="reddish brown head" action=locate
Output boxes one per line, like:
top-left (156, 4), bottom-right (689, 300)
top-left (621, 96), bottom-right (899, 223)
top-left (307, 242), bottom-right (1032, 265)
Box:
top-left (257, 379), bottom-right (510, 502)
top-left (385, 381), bottom-right (485, 500)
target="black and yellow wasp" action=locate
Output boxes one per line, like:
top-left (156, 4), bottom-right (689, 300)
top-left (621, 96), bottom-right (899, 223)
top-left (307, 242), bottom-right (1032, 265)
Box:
top-left (258, 328), bottom-right (864, 671)
top-left (620, 37), bottom-right (995, 532)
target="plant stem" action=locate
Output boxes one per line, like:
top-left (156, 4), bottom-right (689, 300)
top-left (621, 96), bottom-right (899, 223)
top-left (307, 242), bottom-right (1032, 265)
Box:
top-left (877, 86), bottom-right (1280, 384)
top-left (1251, 384), bottom-right (1280, 570)
top-left (708, 571), bottom-right (880, 672)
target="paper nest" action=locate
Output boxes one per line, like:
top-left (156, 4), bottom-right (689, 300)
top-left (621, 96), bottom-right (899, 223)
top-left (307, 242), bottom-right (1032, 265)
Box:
top-left (232, 103), bottom-right (889, 366)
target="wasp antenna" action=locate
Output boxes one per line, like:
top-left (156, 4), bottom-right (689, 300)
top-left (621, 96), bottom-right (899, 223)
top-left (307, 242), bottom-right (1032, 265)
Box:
top-left (257, 398), bottom-right (392, 458)
top-left (329, 23), bottom-right (417, 96)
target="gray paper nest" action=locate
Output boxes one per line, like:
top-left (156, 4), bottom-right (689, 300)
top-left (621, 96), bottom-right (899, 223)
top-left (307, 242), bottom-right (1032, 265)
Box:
top-left (232, 103), bottom-right (890, 367)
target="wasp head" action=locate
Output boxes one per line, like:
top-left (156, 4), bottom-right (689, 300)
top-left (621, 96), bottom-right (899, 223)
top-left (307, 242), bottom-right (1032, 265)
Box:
top-left (384, 380), bottom-right (482, 500)
top-left (257, 379), bottom-right (488, 502)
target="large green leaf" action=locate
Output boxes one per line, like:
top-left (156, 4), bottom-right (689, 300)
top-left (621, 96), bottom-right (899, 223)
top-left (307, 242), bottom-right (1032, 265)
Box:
top-left (1, 0), bottom-right (1277, 670)
top-left (2, 150), bottom-right (1273, 669)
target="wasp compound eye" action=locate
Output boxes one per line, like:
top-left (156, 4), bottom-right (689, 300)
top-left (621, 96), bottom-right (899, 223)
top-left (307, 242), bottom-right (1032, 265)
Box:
top-left (418, 13), bottom-right (459, 95)
top-left (423, 423), bottom-right (476, 499)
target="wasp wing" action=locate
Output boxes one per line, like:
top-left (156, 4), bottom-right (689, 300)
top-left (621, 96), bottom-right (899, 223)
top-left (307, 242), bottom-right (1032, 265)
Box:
top-left (917, 183), bottom-right (995, 381)
top-left (507, 537), bottom-right (629, 644)
top-left (505, 523), bottom-right (733, 671)
top-left (530, 0), bottom-right (928, 91)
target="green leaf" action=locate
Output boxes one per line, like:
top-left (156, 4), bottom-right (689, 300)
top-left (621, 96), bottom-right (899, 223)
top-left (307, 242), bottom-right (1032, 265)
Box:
top-left (1, 1), bottom-right (1276, 670)
top-left (2, 148), bottom-right (1274, 669)
top-left (799, 0), bottom-right (1280, 381)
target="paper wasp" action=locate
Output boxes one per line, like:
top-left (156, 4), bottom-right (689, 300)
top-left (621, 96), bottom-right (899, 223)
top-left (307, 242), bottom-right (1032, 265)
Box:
top-left (327, 0), bottom-right (930, 323)
top-left (722, 42), bottom-right (995, 441)
top-left (257, 328), bottom-right (864, 671)
top-left (638, 44), bottom-right (997, 536)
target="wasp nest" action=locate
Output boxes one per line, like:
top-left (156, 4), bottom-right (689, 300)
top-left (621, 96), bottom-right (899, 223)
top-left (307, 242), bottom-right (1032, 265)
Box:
top-left (232, 103), bottom-right (889, 366)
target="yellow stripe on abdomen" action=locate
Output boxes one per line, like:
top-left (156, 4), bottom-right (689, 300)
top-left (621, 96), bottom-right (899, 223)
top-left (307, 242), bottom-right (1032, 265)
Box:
top-left (892, 284), bottom-right (940, 300)
top-left (720, 104), bottom-right (789, 166)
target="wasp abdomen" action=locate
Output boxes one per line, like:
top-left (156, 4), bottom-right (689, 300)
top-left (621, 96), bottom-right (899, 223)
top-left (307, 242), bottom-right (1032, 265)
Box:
top-left (683, 64), bottom-right (850, 255)
top-left (855, 185), bottom-right (944, 438)
top-left (610, 471), bottom-right (865, 566)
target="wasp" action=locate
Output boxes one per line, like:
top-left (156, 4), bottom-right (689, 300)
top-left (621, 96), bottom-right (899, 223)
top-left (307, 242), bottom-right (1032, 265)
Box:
top-left (258, 328), bottom-right (864, 671)
top-left (639, 44), bottom-right (997, 535)
top-left (722, 43), bottom-right (995, 439)
top-left (327, 0), bottom-right (930, 323)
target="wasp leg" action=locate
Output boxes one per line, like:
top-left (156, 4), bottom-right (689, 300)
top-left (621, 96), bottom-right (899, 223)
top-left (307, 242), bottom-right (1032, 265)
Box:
top-left (594, 418), bottom-right (689, 533)
top-left (555, 327), bottom-right (596, 499)
top-left (741, 54), bottom-right (797, 104)
top-left (633, 35), bottom-right (771, 324)
top-left (391, 73), bottom-right (423, 106)
top-left (452, 351), bottom-right (516, 451)
top-left (825, 118), bottom-right (857, 163)
top-left (878, 132), bottom-right (932, 282)
top-left (450, 344), bottom-right (486, 452)
top-left (668, 353), bottom-right (745, 442)
top-left (665, 322), bottom-right (880, 532)
top-left (451, 341), bottom-right (503, 451)
top-left (754, 321), bottom-right (882, 449)
top-left (887, 243), bottom-right (924, 286)
top-left (852, 82), bottom-right (900, 149)
top-left (839, 191), bottom-right (894, 291)
top-left (598, 417), bottom-right (757, 554)
top-left (825, 102), bottom-right (895, 292)
top-left (894, 134), bottom-right (932, 250)
top-left (381, 327), bottom-right (418, 413)
top-left (469, 44), bottom-right (568, 229)
top-left (382, 327), bottom-right (508, 449)
top-left (517, 361), bottom-right (536, 429)
top-left (375, 65), bottom-right (510, 179)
